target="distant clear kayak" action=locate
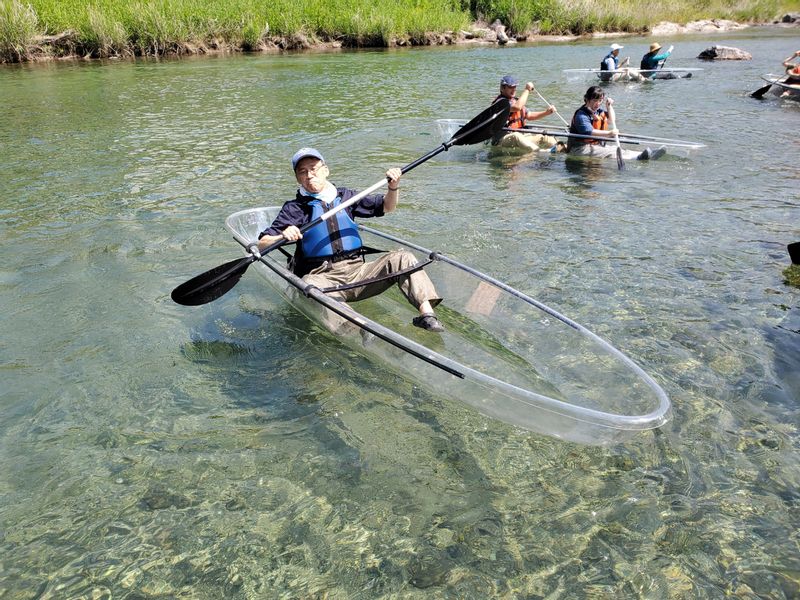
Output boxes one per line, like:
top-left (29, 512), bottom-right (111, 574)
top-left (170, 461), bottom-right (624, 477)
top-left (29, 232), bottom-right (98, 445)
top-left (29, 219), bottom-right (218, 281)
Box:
top-left (226, 207), bottom-right (672, 446)
top-left (435, 119), bottom-right (706, 155)
top-left (564, 67), bottom-right (702, 82)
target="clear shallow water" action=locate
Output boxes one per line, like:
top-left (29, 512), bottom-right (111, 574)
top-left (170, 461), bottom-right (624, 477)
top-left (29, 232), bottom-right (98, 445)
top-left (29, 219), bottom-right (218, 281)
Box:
top-left (1, 29), bottom-right (798, 598)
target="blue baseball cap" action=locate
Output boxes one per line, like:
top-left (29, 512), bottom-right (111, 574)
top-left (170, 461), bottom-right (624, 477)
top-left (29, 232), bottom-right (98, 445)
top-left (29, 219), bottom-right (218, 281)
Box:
top-left (291, 147), bottom-right (325, 171)
top-left (500, 75), bottom-right (519, 87)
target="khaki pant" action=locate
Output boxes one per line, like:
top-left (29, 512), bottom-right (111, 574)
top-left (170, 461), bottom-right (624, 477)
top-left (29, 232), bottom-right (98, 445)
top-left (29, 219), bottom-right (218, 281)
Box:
top-left (496, 131), bottom-right (558, 151)
top-left (303, 250), bottom-right (442, 333)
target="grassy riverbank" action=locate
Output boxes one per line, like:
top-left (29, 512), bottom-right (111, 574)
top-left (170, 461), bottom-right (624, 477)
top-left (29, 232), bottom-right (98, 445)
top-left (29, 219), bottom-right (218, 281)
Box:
top-left (1, 0), bottom-right (797, 62)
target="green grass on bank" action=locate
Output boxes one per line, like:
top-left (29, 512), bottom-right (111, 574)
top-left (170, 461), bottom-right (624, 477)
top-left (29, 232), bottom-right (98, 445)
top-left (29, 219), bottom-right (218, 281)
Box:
top-left (1, 0), bottom-right (797, 62)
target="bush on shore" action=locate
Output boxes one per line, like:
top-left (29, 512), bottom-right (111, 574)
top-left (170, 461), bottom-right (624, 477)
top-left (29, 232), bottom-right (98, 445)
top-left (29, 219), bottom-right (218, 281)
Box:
top-left (470, 0), bottom-right (789, 35)
top-left (0, 0), bottom-right (794, 62)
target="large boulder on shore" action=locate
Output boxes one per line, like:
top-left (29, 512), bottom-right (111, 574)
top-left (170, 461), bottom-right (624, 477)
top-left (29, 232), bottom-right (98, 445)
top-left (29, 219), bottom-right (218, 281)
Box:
top-left (490, 19), bottom-right (514, 45)
top-left (697, 45), bottom-right (752, 60)
top-left (652, 19), bottom-right (747, 35)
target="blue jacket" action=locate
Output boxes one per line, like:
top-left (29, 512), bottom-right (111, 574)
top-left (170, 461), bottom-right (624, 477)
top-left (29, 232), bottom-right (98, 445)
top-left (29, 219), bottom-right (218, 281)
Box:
top-left (600, 52), bottom-right (619, 71)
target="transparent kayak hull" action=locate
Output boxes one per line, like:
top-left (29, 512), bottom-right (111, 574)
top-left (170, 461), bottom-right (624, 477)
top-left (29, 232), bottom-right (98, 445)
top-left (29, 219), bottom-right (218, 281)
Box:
top-left (563, 68), bottom-right (702, 83)
top-left (226, 208), bottom-right (671, 446)
top-left (434, 119), bottom-right (704, 156)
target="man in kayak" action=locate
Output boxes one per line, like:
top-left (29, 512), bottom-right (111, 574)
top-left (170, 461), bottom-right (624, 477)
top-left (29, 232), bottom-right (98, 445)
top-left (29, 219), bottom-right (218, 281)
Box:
top-left (257, 148), bottom-right (445, 332)
top-left (492, 75), bottom-right (558, 151)
top-left (567, 86), bottom-right (665, 160)
top-left (599, 43), bottom-right (630, 82)
top-left (640, 42), bottom-right (675, 79)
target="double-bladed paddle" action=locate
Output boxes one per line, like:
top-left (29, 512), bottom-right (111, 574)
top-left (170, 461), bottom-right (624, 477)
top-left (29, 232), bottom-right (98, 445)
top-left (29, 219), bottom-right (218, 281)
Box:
top-left (751, 81), bottom-right (775, 99)
top-left (171, 98), bottom-right (511, 306)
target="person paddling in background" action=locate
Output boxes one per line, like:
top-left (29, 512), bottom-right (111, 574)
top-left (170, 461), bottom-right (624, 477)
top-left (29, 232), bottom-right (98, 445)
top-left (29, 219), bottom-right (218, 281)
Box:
top-left (567, 86), bottom-right (665, 161)
top-left (599, 43), bottom-right (630, 82)
top-left (257, 148), bottom-right (445, 332)
top-left (640, 42), bottom-right (675, 79)
top-left (492, 75), bottom-right (559, 151)
top-left (782, 50), bottom-right (800, 85)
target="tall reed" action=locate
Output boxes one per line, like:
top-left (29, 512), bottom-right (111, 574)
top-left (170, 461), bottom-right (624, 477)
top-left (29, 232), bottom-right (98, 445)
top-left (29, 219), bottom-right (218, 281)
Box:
top-left (0, 0), bottom-right (795, 62)
top-left (0, 0), bottom-right (39, 61)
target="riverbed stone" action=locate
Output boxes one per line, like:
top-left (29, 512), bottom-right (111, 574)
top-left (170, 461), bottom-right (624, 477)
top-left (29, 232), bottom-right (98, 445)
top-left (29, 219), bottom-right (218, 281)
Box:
top-left (697, 45), bottom-right (752, 60)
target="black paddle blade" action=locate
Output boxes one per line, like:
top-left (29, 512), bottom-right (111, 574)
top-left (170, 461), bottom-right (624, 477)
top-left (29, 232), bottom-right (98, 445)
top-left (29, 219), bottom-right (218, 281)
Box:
top-left (789, 242), bottom-right (800, 265)
top-left (750, 83), bottom-right (773, 99)
top-left (171, 255), bottom-right (255, 306)
top-left (451, 98), bottom-right (511, 146)
top-left (616, 146), bottom-right (625, 170)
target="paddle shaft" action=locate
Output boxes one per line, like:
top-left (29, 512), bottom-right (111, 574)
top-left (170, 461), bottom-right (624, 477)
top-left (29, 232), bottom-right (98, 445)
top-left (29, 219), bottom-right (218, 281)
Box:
top-left (532, 88), bottom-right (570, 130)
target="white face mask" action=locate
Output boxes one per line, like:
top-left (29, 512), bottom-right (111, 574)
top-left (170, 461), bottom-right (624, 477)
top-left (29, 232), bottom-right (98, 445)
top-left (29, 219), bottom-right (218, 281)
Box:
top-left (299, 182), bottom-right (337, 203)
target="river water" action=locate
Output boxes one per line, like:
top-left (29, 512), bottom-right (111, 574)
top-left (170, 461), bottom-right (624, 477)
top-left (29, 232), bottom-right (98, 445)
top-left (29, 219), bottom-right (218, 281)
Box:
top-left (1, 28), bottom-right (798, 599)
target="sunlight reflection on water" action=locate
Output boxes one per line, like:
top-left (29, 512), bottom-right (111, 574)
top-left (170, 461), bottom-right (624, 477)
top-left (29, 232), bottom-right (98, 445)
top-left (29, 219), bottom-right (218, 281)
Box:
top-left (0, 31), bottom-right (798, 598)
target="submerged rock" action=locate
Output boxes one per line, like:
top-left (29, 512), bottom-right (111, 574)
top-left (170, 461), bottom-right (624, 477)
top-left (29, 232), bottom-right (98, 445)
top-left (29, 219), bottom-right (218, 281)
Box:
top-left (141, 486), bottom-right (193, 510)
top-left (408, 555), bottom-right (450, 589)
top-left (697, 45), bottom-right (752, 61)
top-left (783, 264), bottom-right (800, 287)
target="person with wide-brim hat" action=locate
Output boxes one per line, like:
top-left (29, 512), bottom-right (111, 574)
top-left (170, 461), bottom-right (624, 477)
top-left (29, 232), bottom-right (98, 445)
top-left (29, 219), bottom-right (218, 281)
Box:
top-left (640, 42), bottom-right (674, 79)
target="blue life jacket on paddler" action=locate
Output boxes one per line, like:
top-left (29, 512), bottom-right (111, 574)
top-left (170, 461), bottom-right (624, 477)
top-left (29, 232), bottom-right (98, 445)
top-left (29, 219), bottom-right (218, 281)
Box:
top-left (600, 52), bottom-right (618, 71)
top-left (301, 196), bottom-right (362, 260)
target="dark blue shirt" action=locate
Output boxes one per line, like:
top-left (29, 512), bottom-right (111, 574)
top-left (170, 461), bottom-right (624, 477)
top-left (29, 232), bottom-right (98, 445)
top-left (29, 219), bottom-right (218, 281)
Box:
top-left (567, 105), bottom-right (606, 150)
top-left (261, 186), bottom-right (386, 238)
top-left (640, 50), bottom-right (671, 75)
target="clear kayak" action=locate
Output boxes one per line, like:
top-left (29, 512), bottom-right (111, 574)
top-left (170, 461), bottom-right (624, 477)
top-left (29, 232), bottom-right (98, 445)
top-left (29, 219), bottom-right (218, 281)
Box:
top-left (435, 119), bottom-right (705, 156)
top-left (563, 67), bottom-right (701, 83)
top-left (226, 207), bottom-right (672, 446)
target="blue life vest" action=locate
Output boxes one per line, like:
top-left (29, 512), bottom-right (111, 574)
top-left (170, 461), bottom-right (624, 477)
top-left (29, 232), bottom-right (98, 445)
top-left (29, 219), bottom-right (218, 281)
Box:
top-left (640, 51), bottom-right (666, 72)
top-left (600, 53), bottom-right (618, 71)
top-left (301, 197), bottom-right (363, 259)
